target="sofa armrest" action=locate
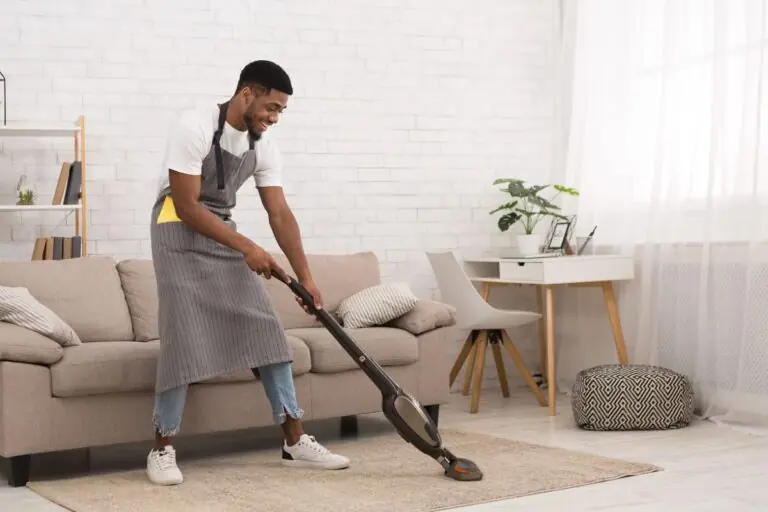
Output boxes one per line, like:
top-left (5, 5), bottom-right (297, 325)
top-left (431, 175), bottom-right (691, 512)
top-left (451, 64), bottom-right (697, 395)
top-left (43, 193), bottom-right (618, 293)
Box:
top-left (387, 299), bottom-right (456, 335)
top-left (0, 322), bottom-right (64, 365)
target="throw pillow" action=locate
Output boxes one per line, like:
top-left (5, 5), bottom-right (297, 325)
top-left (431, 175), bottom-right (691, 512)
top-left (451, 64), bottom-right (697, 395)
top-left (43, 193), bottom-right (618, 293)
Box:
top-left (0, 286), bottom-right (82, 347)
top-left (336, 283), bottom-right (419, 329)
top-left (387, 300), bottom-right (457, 335)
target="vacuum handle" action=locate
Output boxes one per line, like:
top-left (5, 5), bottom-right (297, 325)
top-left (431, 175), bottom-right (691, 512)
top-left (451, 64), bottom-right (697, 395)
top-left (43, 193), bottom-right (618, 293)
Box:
top-left (265, 263), bottom-right (319, 314)
top-left (280, 272), bottom-right (401, 394)
top-left (284, 275), bottom-right (320, 315)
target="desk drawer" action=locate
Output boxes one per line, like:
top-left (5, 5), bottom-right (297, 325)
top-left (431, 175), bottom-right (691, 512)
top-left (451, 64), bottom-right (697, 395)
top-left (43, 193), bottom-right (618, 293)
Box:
top-left (499, 261), bottom-right (544, 283)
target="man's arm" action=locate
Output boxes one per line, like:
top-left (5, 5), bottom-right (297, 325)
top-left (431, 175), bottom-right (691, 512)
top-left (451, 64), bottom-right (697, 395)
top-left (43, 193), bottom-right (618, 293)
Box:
top-left (162, 111), bottom-right (257, 256)
top-left (168, 171), bottom-right (255, 255)
top-left (170, 172), bottom-right (284, 279)
top-left (258, 186), bottom-right (312, 282)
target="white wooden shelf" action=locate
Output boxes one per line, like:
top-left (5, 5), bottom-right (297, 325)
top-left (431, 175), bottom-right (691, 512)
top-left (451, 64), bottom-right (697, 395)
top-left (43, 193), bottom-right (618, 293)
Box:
top-left (0, 115), bottom-right (88, 258)
top-left (0, 125), bottom-right (81, 138)
top-left (0, 204), bottom-right (81, 212)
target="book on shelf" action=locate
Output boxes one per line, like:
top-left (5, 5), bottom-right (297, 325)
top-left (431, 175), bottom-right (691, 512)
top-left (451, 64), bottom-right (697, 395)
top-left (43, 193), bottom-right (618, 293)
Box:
top-left (63, 161), bottom-right (82, 205)
top-left (31, 236), bottom-right (81, 261)
top-left (31, 238), bottom-right (46, 260)
top-left (52, 161), bottom-right (71, 204)
top-left (29, 160), bottom-right (84, 261)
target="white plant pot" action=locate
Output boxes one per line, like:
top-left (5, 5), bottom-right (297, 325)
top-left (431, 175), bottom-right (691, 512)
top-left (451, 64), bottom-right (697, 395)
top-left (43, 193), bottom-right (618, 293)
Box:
top-left (516, 233), bottom-right (541, 256)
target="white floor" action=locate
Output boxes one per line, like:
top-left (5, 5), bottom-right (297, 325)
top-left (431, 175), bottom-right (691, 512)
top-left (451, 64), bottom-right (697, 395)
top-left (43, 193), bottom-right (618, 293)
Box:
top-left (2, 390), bottom-right (768, 511)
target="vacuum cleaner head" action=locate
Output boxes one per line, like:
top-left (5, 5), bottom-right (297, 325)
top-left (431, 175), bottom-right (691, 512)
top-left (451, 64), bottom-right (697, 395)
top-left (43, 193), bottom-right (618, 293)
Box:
top-left (444, 456), bottom-right (483, 481)
top-left (382, 391), bottom-right (483, 482)
top-left (281, 274), bottom-right (483, 482)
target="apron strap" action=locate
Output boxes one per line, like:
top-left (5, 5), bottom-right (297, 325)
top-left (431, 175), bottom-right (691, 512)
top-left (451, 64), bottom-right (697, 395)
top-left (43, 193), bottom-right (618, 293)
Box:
top-left (213, 101), bottom-right (256, 190)
top-left (213, 101), bottom-right (229, 190)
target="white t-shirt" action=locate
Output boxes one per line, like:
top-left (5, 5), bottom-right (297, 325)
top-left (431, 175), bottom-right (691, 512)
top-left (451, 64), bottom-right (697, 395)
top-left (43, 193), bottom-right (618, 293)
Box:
top-left (157, 103), bottom-right (283, 193)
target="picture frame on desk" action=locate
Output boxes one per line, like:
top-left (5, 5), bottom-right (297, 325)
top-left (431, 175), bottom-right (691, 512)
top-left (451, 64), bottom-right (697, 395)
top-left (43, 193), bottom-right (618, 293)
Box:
top-left (543, 215), bottom-right (577, 254)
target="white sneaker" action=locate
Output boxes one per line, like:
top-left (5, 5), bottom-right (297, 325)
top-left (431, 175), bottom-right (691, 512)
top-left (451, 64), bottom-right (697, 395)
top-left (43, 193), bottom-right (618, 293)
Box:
top-left (282, 434), bottom-right (350, 470)
top-left (146, 445), bottom-right (184, 485)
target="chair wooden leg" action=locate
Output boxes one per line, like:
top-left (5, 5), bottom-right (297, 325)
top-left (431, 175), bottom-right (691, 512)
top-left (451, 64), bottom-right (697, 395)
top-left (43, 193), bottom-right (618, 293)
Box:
top-left (462, 339), bottom-right (478, 396)
top-left (490, 335), bottom-right (510, 398)
top-left (470, 331), bottom-right (489, 413)
top-left (500, 329), bottom-right (547, 407)
top-left (601, 281), bottom-right (629, 365)
top-left (449, 331), bottom-right (476, 387)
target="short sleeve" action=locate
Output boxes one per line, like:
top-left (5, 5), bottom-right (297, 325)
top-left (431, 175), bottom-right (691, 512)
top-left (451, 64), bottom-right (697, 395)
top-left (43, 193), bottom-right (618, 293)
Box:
top-left (163, 111), bottom-right (209, 176)
top-left (253, 139), bottom-right (283, 188)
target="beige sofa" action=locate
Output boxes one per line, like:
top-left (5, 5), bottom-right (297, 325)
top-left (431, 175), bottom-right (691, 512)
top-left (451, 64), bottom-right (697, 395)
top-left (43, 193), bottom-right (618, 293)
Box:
top-left (0, 251), bottom-right (454, 487)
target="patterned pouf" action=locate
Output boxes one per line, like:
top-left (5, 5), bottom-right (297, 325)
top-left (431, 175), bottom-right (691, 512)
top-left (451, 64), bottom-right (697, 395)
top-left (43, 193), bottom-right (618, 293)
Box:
top-left (571, 364), bottom-right (695, 431)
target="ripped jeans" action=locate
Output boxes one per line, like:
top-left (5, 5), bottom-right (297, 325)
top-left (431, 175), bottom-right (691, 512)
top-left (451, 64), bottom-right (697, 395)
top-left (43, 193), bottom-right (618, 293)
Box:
top-left (152, 361), bottom-right (304, 438)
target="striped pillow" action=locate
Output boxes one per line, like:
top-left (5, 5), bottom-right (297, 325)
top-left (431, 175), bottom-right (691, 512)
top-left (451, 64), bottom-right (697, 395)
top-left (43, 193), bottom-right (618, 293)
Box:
top-left (0, 286), bottom-right (82, 347)
top-left (336, 283), bottom-right (418, 329)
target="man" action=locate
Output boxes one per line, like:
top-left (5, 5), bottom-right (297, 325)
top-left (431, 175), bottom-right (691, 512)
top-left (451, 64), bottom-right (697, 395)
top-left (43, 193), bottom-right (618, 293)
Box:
top-left (146, 60), bottom-right (350, 486)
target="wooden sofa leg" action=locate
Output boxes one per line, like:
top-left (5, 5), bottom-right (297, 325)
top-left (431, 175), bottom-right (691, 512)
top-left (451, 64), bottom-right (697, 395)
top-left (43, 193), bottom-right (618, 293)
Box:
top-left (424, 404), bottom-right (440, 427)
top-left (340, 415), bottom-right (358, 437)
top-left (5, 455), bottom-right (31, 487)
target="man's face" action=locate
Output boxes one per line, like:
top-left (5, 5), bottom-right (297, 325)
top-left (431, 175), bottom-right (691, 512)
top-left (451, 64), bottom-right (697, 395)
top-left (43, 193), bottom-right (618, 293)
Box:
top-left (242, 87), bottom-right (288, 139)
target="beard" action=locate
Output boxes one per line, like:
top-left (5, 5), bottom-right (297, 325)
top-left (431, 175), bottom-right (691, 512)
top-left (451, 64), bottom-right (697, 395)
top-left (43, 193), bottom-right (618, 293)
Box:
top-left (243, 112), bottom-right (263, 140)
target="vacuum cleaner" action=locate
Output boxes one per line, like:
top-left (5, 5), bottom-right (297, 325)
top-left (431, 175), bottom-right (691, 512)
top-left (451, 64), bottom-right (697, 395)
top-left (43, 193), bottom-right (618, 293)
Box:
top-left (282, 275), bottom-right (483, 482)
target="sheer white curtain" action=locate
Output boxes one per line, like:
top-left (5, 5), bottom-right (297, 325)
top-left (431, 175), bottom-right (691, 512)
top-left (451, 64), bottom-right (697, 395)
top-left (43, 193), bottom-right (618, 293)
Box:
top-left (557, 0), bottom-right (768, 435)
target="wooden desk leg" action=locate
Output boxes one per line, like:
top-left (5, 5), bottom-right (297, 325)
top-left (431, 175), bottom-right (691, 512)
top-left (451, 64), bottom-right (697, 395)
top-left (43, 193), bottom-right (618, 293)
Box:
top-left (601, 281), bottom-right (629, 365)
top-left (535, 286), bottom-right (548, 388)
top-left (544, 285), bottom-right (556, 416)
top-left (479, 281), bottom-right (491, 301)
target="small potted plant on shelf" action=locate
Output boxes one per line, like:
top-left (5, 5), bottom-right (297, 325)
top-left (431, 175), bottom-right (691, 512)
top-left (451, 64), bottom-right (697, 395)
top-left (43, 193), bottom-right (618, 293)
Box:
top-left (489, 178), bottom-right (579, 256)
top-left (15, 175), bottom-right (35, 206)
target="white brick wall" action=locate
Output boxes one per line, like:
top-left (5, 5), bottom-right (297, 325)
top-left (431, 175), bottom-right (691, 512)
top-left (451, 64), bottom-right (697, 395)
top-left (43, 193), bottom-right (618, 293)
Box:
top-left (0, 0), bottom-right (557, 392)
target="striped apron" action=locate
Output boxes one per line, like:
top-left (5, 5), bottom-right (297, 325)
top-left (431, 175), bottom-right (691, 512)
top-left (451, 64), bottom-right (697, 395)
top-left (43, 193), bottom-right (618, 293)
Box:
top-left (150, 101), bottom-right (293, 394)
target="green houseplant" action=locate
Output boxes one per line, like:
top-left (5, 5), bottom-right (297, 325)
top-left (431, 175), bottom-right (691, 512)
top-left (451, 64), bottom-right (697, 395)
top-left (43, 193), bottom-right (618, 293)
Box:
top-left (15, 174), bottom-right (36, 206)
top-left (16, 189), bottom-right (35, 206)
top-left (489, 178), bottom-right (579, 255)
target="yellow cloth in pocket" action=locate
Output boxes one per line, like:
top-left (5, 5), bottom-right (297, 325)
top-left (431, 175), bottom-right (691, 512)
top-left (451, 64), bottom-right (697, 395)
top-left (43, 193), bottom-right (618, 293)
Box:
top-left (157, 195), bottom-right (182, 224)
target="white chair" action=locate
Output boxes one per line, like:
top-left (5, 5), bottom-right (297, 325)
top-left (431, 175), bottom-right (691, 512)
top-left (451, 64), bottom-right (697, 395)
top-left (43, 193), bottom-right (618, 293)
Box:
top-left (426, 251), bottom-right (547, 413)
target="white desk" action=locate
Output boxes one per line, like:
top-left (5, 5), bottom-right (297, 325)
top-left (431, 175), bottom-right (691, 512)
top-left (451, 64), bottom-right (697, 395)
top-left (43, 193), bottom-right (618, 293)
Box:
top-left (463, 254), bottom-right (635, 416)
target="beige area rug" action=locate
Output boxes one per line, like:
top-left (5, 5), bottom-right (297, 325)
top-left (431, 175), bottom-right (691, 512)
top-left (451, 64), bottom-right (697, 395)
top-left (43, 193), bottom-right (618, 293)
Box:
top-left (28, 429), bottom-right (661, 512)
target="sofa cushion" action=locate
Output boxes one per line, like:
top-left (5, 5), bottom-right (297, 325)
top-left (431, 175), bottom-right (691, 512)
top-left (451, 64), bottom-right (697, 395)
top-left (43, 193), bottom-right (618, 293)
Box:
top-left (0, 321), bottom-right (64, 365)
top-left (336, 282), bottom-right (418, 328)
top-left (51, 341), bottom-right (159, 398)
top-left (0, 285), bottom-right (82, 346)
top-left (0, 256), bottom-right (135, 343)
top-left (263, 252), bottom-right (381, 329)
top-left (116, 260), bottom-right (159, 341)
top-left (286, 327), bottom-right (419, 373)
top-left (387, 299), bottom-right (457, 335)
top-left (50, 336), bottom-right (312, 397)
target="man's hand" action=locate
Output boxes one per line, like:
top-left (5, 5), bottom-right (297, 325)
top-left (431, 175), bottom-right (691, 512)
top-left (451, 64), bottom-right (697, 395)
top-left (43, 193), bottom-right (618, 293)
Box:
top-left (243, 244), bottom-right (286, 280)
top-left (296, 278), bottom-right (323, 315)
